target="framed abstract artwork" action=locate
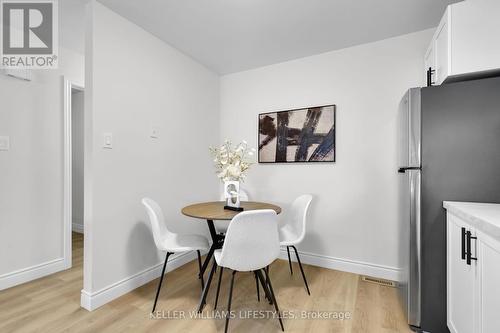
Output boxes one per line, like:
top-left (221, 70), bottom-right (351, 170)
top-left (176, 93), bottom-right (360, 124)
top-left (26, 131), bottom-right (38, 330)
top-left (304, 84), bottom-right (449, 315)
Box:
top-left (258, 105), bottom-right (336, 163)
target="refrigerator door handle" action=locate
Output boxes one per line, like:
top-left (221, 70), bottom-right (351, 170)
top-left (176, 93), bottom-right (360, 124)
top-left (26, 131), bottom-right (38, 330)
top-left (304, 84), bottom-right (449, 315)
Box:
top-left (398, 166), bottom-right (422, 173)
top-left (461, 227), bottom-right (467, 260)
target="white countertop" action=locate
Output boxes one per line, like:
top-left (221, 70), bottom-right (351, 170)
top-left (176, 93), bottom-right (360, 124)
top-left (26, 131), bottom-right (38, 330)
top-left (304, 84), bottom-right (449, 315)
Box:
top-left (443, 201), bottom-right (500, 242)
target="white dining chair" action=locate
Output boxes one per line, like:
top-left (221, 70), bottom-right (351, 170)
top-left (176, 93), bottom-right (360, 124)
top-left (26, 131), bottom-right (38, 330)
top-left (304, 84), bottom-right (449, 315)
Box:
top-left (142, 198), bottom-right (209, 313)
top-left (213, 209), bottom-right (284, 332)
top-left (214, 188), bottom-right (249, 234)
top-left (279, 194), bottom-right (313, 295)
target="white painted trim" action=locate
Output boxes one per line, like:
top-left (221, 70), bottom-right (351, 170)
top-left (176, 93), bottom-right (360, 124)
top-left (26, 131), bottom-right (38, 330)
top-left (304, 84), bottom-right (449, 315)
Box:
top-left (63, 79), bottom-right (73, 270)
top-left (83, 2), bottom-right (94, 296)
top-left (64, 80), bottom-right (86, 255)
top-left (0, 258), bottom-right (66, 290)
top-left (72, 217), bottom-right (84, 234)
top-left (279, 248), bottom-right (400, 281)
top-left (80, 251), bottom-right (197, 311)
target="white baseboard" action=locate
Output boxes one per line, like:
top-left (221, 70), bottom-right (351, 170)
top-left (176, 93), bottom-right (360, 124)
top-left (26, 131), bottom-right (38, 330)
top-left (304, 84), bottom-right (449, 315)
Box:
top-left (81, 251), bottom-right (197, 311)
top-left (279, 248), bottom-right (400, 281)
top-left (79, 248), bottom-right (399, 311)
top-left (72, 218), bottom-right (84, 234)
top-left (72, 223), bottom-right (84, 234)
top-left (0, 258), bottom-right (68, 291)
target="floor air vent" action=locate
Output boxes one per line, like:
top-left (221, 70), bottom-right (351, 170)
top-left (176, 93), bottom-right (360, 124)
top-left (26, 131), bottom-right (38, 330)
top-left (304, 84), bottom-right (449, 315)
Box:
top-left (361, 276), bottom-right (397, 287)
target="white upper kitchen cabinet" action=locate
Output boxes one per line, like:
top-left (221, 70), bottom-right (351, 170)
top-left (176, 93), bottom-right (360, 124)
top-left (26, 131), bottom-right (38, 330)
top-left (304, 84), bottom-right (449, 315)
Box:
top-left (424, 42), bottom-right (436, 85)
top-left (424, 0), bottom-right (500, 86)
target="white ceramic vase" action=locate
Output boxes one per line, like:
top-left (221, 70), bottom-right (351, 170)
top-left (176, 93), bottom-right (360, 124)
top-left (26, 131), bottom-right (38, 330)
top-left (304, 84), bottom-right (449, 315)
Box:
top-left (223, 180), bottom-right (240, 208)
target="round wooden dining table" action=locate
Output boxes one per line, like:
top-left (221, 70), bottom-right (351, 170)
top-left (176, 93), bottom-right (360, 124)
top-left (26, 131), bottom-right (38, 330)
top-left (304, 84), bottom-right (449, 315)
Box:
top-left (181, 201), bottom-right (281, 311)
top-left (182, 201), bottom-right (281, 220)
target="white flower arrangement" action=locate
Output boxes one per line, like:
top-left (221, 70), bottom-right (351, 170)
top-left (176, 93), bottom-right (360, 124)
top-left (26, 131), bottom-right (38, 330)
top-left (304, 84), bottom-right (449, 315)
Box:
top-left (209, 140), bottom-right (256, 182)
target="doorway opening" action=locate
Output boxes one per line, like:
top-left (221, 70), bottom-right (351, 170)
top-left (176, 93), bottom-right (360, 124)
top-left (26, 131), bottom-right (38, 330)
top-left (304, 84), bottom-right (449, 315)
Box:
top-left (70, 85), bottom-right (85, 276)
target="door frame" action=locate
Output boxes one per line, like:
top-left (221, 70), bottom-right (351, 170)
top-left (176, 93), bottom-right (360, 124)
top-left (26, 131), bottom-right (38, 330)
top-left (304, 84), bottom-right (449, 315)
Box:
top-left (63, 79), bottom-right (84, 270)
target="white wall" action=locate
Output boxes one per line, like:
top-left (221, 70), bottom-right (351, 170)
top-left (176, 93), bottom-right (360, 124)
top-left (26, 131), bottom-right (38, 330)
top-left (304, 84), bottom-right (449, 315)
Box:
top-left (219, 29), bottom-right (433, 279)
top-left (82, 1), bottom-right (219, 309)
top-left (0, 37), bottom-right (84, 290)
top-left (72, 90), bottom-right (85, 233)
top-left (0, 72), bottom-right (64, 288)
top-left (59, 46), bottom-right (85, 88)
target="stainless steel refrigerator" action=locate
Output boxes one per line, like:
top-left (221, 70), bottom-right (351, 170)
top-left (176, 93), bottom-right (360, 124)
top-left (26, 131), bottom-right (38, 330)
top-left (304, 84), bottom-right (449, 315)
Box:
top-left (397, 76), bottom-right (500, 333)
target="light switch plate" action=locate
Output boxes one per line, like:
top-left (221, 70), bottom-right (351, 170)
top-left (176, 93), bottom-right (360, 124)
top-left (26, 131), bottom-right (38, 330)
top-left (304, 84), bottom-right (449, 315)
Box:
top-left (103, 133), bottom-right (113, 149)
top-left (0, 136), bottom-right (10, 151)
top-left (150, 126), bottom-right (159, 139)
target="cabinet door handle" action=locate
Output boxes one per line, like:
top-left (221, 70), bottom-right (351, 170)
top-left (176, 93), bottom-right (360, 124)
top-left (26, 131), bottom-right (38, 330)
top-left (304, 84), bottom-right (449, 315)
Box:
top-left (466, 230), bottom-right (478, 265)
top-left (461, 227), bottom-right (466, 260)
top-left (426, 67), bottom-right (436, 87)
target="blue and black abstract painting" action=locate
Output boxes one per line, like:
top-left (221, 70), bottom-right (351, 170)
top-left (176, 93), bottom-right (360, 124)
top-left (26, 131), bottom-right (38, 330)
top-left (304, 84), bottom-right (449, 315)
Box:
top-left (258, 105), bottom-right (336, 163)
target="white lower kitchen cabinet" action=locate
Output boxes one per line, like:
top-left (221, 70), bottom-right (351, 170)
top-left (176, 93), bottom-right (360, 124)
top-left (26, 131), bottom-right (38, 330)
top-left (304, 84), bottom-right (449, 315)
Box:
top-left (477, 233), bottom-right (500, 332)
top-left (444, 201), bottom-right (500, 333)
top-left (447, 213), bottom-right (476, 333)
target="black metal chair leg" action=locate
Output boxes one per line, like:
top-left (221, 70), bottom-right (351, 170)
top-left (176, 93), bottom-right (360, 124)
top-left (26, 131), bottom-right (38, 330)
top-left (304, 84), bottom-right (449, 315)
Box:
top-left (214, 266), bottom-right (224, 309)
top-left (197, 257), bottom-right (217, 312)
top-left (196, 250), bottom-right (204, 290)
top-left (291, 245), bottom-right (310, 295)
top-left (263, 268), bottom-right (284, 331)
top-left (152, 252), bottom-right (172, 313)
top-left (254, 272), bottom-right (260, 302)
top-left (255, 270), bottom-right (273, 305)
top-left (224, 271), bottom-right (237, 333)
top-left (286, 246), bottom-right (293, 275)
top-left (264, 265), bottom-right (272, 302)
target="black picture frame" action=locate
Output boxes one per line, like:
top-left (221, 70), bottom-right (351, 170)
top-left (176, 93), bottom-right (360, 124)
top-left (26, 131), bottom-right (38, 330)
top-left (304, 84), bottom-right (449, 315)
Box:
top-left (258, 104), bottom-right (336, 163)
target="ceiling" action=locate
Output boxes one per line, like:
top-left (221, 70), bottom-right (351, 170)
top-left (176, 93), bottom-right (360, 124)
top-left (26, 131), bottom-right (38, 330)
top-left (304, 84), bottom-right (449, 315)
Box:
top-left (72, 0), bottom-right (461, 74)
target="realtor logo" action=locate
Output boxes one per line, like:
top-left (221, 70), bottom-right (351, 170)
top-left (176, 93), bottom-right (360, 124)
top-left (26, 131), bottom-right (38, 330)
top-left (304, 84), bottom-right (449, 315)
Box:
top-left (1, 0), bottom-right (58, 68)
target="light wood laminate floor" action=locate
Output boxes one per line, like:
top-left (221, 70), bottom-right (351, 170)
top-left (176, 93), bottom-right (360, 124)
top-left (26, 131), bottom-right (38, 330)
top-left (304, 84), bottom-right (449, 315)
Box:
top-left (0, 233), bottom-right (412, 332)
